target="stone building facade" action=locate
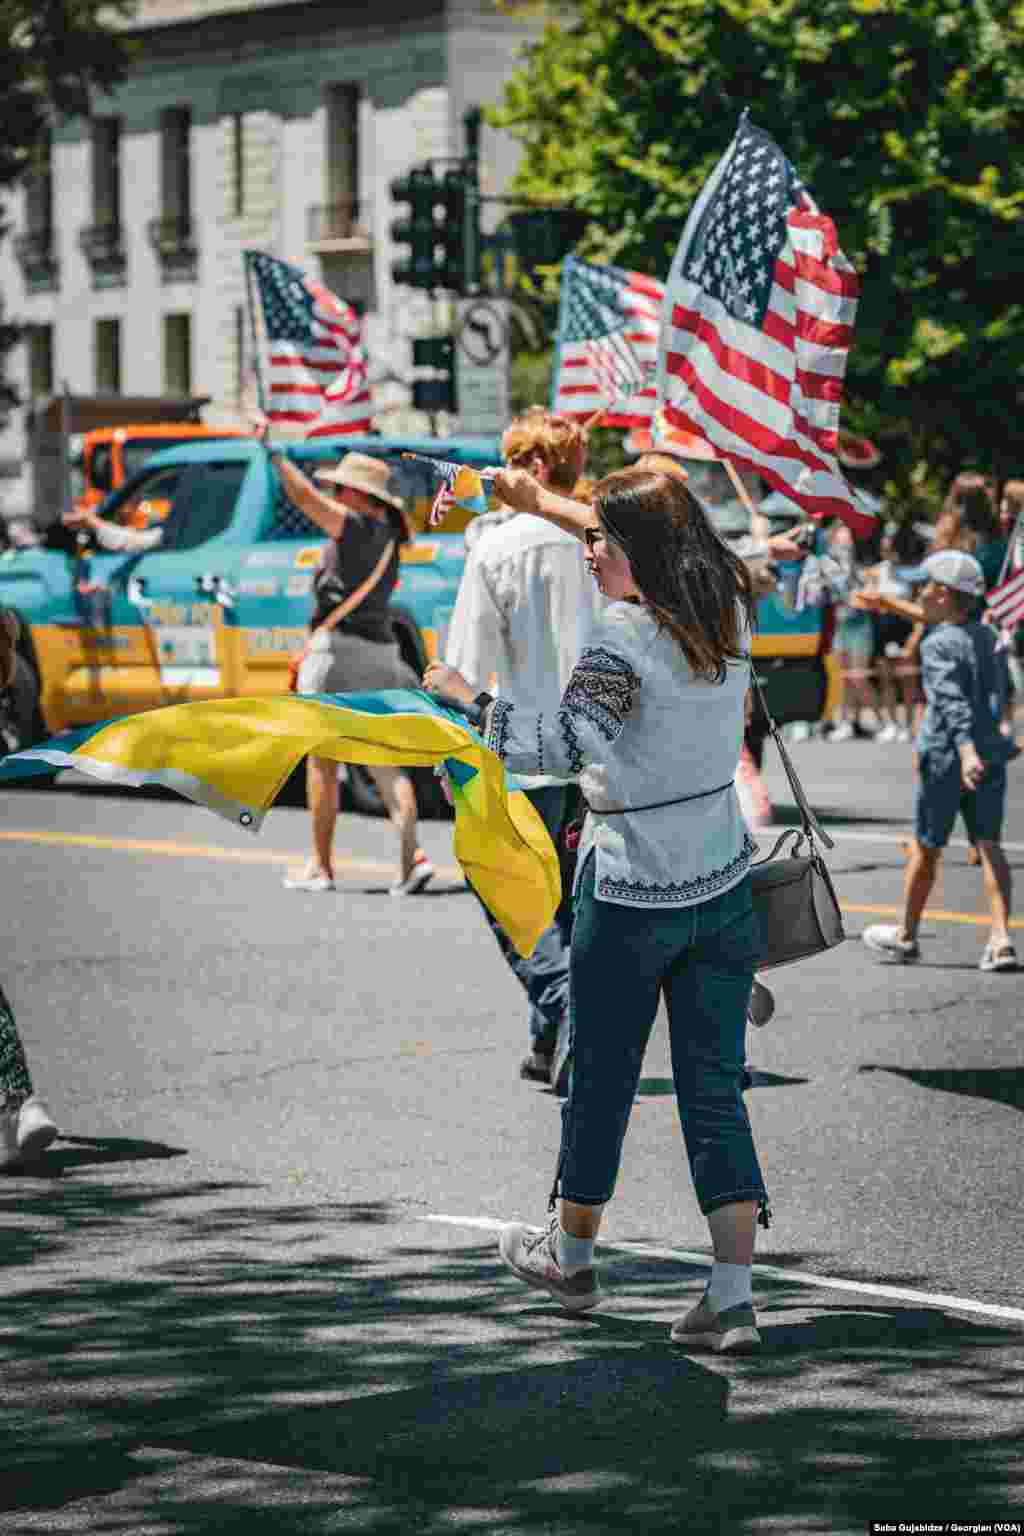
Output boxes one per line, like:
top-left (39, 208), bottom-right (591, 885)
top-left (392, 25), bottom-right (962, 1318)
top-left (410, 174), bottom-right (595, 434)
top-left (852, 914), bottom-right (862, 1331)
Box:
top-left (0, 0), bottom-right (538, 520)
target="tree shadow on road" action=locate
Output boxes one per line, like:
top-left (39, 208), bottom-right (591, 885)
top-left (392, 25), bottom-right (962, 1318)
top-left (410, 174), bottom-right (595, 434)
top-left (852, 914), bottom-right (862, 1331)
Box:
top-left (860, 1063), bottom-right (1024, 1113)
top-left (1, 1181), bottom-right (1021, 1533)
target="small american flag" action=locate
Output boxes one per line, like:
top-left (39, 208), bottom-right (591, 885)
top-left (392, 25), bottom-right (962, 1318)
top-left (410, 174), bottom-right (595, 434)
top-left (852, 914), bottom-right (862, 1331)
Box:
top-left (245, 250), bottom-right (372, 436)
top-left (658, 114), bottom-right (875, 539)
top-left (552, 255), bottom-right (662, 427)
top-left (986, 567), bottom-right (1024, 630)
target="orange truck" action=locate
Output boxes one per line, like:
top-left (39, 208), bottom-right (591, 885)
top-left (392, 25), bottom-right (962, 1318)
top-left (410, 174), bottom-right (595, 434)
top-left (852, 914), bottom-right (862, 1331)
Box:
top-left (25, 393), bottom-right (249, 528)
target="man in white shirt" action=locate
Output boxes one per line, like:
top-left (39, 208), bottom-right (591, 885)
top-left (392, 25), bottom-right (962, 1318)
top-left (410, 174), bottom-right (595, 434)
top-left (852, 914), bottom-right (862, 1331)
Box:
top-left (445, 408), bottom-right (603, 1093)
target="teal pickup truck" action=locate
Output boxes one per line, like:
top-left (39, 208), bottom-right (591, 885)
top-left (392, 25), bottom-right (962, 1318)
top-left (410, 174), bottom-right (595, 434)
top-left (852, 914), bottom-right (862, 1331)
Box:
top-left (0, 430), bottom-right (834, 785)
top-left (0, 434), bottom-right (500, 807)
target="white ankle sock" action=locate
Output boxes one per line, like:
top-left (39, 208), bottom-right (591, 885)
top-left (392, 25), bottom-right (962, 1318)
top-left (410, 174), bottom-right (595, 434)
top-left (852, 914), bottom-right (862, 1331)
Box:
top-left (706, 1261), bottom-right (752, 1313)
top-left (556, 1225), bottom-right (595, 1276)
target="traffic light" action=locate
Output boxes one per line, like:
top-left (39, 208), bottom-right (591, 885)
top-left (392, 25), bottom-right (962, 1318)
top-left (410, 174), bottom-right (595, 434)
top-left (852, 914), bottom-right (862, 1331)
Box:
top-left (437, 169), bottom-right (481, 295)
top-left (412, 335), bottom-right (455, 414)
top-left (412, 377), bottom-right (456, 414)
top-left (412, 336), bottom-right (454, 371)
top-left (389, 167), bottom-right (440, 290)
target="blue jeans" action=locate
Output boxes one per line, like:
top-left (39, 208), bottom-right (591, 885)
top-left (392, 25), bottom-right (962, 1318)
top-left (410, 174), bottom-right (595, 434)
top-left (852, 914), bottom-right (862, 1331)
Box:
top-left (557, 854), bottom-right (768, 1217)
top-left (475, 785), bottom-right (573, 1055)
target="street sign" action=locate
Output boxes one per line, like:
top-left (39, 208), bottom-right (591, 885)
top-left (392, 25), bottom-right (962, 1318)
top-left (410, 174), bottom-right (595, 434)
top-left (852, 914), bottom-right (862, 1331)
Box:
top-left (455, 299), bottom-right (509, 436)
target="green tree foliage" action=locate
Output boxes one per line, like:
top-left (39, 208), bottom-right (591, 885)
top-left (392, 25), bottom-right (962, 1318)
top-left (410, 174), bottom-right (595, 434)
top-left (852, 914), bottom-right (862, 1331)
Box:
top-left (0, 1), bottom-right (135, 414)
top-left (491, 0), bottom-right (1024, 501)
top-left (0, 1), bottom-right (135, 187)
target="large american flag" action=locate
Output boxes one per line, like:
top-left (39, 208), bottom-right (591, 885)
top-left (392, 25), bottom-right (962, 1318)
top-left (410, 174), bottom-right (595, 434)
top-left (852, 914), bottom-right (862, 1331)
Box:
top-left (245, 250), bottom-right (372, 436)
top-left (552, 255), bottom-right (662, 428)
top-left (986, 506), bottom-right (1024, 629)
top-left (657, 114), bottom-right (876, 539)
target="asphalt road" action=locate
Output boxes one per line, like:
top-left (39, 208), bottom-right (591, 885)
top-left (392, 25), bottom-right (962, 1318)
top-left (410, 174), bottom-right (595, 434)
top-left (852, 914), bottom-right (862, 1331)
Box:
top-left (1, 735), bottom-right (1022, 1533)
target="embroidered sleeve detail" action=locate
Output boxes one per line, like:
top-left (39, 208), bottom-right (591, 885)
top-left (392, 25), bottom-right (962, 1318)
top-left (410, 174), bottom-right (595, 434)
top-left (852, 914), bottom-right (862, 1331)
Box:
top-left (485, 698), bottom-right (515, 760)
top-left (560, 646), bottom-right (642, 746)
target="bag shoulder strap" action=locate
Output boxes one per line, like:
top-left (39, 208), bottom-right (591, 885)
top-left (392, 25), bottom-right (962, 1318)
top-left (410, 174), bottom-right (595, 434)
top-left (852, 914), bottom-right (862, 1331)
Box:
top-left (317, 537), bottom-right (396, 638)
top-left (750, 668), bottom-right (834, 851)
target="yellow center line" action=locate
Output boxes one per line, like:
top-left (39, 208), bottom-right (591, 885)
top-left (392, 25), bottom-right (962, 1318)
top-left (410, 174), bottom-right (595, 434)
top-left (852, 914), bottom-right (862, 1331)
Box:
top-left (2, 828), bottom-right (1019, 928)
top-left (0, 829), bottom-right (464, 883)
top-left (841, 901), bottom-right (1022, 931)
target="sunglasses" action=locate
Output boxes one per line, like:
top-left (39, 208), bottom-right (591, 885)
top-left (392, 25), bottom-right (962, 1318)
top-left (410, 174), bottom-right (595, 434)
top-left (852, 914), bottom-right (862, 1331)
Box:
top-left (583, 525), bottom-right (603, 552)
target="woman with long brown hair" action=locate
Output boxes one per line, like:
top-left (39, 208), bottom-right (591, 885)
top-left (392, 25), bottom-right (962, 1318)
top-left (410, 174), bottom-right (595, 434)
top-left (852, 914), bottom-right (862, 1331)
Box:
top-left (425, 465), bottom-right (770, 1353)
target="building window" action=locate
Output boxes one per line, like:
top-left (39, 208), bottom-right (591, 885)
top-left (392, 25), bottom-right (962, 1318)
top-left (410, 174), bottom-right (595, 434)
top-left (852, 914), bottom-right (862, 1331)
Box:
top-left (95, 318), bottom-right (121, 393)
top-left (164, 313), bottom-right (191, 396)
top-left (92, 116), bottom-right (121, 230)
top-left (80, 117), bottom-right (125, 285)
top-left (161, 106), bottom-right (191, 219)
top-left (232, 113), bottom-right (245, 217)
top-left (28, 326), bottom-right (54, 398)
top-left (149, 105), bottom-right (197, 280)
top-left (326, 85), bottom-right (359, 208)
top-left (15, 132), bottom-right (58, 292)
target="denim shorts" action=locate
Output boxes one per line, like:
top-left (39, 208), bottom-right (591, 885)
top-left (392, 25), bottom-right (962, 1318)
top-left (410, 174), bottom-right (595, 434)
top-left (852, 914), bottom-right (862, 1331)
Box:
top-left (915, 758), bottom-right (1007, 849)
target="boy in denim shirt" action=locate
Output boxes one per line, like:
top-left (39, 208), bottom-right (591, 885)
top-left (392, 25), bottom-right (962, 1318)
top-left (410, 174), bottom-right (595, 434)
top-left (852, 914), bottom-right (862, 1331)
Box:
top-left (863, 550), bottom-right (1018, 972)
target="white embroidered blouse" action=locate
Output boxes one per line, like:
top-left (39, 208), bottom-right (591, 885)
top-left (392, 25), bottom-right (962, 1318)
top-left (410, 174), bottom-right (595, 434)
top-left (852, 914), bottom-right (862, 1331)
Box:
top-left (484, 600), bottom-right (756, 909)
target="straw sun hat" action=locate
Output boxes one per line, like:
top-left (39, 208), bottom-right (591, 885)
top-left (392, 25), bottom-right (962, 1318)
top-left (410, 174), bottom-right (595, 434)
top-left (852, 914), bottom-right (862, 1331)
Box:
top-left (314, 452), bottom-right (406, 513)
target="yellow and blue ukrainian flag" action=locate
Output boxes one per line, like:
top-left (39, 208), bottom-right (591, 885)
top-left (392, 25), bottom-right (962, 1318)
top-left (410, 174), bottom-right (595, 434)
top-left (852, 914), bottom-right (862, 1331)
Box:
top-left (0, 690), bottom-right (560, 957)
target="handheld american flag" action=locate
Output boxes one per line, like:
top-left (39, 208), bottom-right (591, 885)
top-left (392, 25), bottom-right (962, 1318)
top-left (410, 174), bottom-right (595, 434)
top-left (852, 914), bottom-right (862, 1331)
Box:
top-left (552, 255), bottom-right (661, 428)
top-left (657, 114), bottom-right (875, 539)
top-left (245, 250), bottom-right (373, 437)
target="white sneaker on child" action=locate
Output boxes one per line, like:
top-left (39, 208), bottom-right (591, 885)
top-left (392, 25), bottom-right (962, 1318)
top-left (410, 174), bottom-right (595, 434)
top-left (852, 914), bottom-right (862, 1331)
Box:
top-left (828, 721), bottom-right (855, 743)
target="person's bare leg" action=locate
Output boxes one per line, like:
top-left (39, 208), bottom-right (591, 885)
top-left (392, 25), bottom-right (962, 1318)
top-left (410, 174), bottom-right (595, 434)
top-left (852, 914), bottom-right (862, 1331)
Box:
top-left (903, 840), bottom-right (939, 941)
top-left (707, 1199), bottom-right (758, 1266)
top-left (877, 658), bottom-right (897, 728)
top-left (560, 1198), bottom-right (604, 1240)
top-left (306, 754), bottom-right (338, 878)
top-left (367, 764), bottom-right (419, 880)
top-left (976, 839), bottom-right (1012, 946)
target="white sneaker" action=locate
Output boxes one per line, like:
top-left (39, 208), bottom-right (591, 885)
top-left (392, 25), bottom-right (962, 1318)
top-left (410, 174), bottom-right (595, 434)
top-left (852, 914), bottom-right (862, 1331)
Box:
top-left (282, 868), bottom-right (335, 892)
top-left (16, 1097), bottom-right (58, 1159)
top-left (862, 923), bottom-right (920, 962)
top-left (896, 726), bottom-right (913, 743)
top-left (390, 857), bottom-right (435, 896)
top-left (0, 1098), bottom-right (58, 1170)
top-left (828, 721), bottom-right (855, 743)
top-left (876, 723), bottom-right (899, 743)
top-left (979, 941), bottom-right (1018, 973)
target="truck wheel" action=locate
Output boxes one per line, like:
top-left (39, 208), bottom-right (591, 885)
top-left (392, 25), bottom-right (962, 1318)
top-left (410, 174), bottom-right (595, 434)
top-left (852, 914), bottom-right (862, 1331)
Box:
top-left (0, 652), bottom-right (46, 758)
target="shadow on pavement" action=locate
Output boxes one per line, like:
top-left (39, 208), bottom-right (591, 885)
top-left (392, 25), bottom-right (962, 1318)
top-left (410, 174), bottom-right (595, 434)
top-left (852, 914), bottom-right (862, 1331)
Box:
top-left (1, 1185), bottom-right (1021, 1532)
top-left (860, 1063), bottom-right (1024, 1113)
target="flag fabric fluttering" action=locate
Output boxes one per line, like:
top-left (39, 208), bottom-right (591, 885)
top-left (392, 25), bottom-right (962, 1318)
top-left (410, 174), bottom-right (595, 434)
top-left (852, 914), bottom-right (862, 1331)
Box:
top-left (0, 691), bottom-right (560, 958)
top-left (245, 250), bottom-right (373, 436)
top-left (657, 114), bottom-right (875, 539)
top-left (986, 567), bottom-right (1024, 631)
top-left (552, 255), bottom-right (662, 428)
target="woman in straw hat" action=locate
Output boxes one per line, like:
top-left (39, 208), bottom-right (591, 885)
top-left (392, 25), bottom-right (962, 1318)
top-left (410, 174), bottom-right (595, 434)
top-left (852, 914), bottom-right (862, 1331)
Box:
top-left (254, 421), bottom-right (435, 896)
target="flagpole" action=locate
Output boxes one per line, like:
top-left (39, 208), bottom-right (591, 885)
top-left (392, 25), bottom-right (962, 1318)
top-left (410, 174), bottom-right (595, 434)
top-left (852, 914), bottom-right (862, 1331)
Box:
top-left (551, 255), bottom-right (573, 413)
top-left (722, 456), bottom-right (761, 527)
top-left (995, 503), bottom-right (1023, 587)
top-left (243, 251), bottom-right (267, 417)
